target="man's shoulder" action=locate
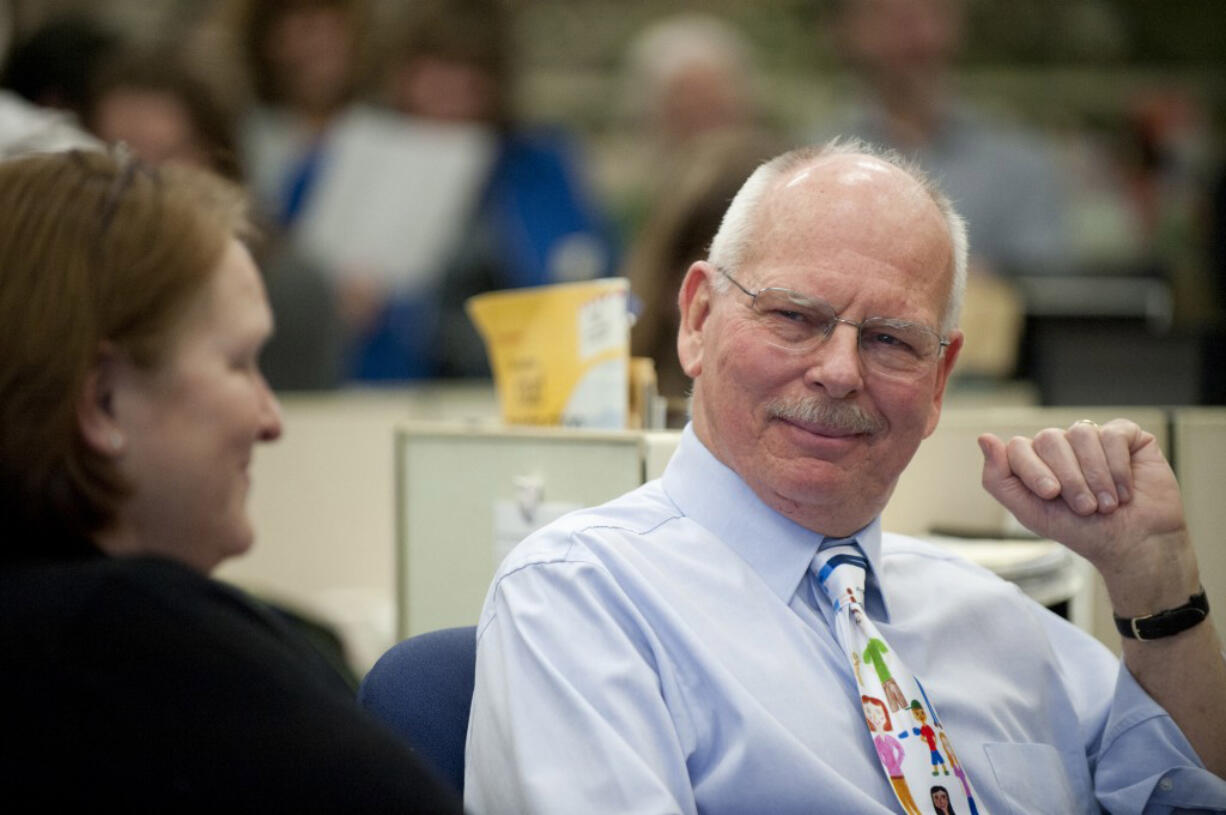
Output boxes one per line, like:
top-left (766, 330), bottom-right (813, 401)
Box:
top-left (879, 531), bottom-right (1007, 584)
top-left (498, 479), bottom-right (682, 574)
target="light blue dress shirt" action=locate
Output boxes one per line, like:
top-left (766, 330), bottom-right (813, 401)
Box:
top-left (465, 425), bottom-right (1226, 814)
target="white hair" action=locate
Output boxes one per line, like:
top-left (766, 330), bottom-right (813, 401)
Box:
top-left (707, 137), bottom-right (968, 335)
top-left (623, 14), bottom-right (755, 123)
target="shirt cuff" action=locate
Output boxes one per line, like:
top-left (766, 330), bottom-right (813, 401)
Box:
top-left (1096, 661), bottom-right (1226, 813)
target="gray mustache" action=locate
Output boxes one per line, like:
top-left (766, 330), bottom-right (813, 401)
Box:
top-left (765, 397), bottom-right (885, 435)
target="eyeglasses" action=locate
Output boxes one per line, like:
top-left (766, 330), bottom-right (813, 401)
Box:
top-left (718, 268), bottom-right (949, 378)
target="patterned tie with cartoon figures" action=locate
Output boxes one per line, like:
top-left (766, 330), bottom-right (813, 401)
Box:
top-left (813, 539), bottom-right (984, 815)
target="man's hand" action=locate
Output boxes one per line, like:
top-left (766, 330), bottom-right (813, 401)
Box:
top-left (981, 419), bottom-right (1226, 777)
top-left (978, 419), bottom-right (1196, 613)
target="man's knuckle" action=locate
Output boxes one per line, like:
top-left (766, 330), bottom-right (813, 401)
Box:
top-left (1032, 428), bottom-right (1063, 451)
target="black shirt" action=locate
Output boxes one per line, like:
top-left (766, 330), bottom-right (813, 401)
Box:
top-left (0, 552), bottom-right (462, 811)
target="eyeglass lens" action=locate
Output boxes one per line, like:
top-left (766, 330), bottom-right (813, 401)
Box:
top-left (750, 288), bottom-right (940, 373)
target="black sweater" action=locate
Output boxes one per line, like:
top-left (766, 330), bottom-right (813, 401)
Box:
top-left (0, 551), bottom-right (462, 812)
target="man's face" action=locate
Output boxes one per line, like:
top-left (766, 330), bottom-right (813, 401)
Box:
top-left (679, 154), bottom-right (962, 536)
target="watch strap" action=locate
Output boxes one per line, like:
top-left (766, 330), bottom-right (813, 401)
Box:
top-left (1114, 588), bottom-right (1210, 641)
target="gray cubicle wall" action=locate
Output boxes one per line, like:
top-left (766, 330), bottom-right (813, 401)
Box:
top-left (1174, 409), bottom-right (1226, 636)
top-left (397, 424), bottom-right (649, 637)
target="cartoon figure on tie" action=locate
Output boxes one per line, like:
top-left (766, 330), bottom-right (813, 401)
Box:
top-left (909, 700), bottom-right (949, 776)
top-left (930, 784), bottom-right (957, 814)
top-left (862, 637), bottom-right (908, 713)
top-left (940, 731), bottom-right (978, 814)
top-left (862, 695), bottom-right (923, 815)
top-left (852, 651), bottom-right (864, 686)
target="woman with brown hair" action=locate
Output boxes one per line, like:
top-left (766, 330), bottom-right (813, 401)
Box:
top-left (0, 149), bottom-right (460, 810)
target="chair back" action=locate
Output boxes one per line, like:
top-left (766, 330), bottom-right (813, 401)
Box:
top-left (359, 625), bottom-right (477, 794)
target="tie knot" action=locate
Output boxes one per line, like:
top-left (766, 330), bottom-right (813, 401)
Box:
top-left (812, 540), bottom-right (867, 612)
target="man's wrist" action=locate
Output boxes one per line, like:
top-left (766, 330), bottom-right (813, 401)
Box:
top-left (1114, 588), bottom-right (1210, 641)
top-left (1096, 530), bottom-right (1200, 616)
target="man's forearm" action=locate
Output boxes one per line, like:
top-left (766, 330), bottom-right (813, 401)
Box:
top-left (1120, 612), bottom-right (1226, 777)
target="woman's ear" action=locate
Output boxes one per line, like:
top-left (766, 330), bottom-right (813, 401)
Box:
top-left (677, 261), bottom-right (716, 379)
top-left (77, 343), bottom-right (126, 457)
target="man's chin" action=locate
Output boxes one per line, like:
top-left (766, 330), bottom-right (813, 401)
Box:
top-left (759, 460), bottom-right (890, 533)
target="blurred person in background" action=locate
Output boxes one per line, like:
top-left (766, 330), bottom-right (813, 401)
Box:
top-left (383, 0), bottom-right (618, 378)
top-left (236, 0), bottom-right (366, 230)
top-left (623, 129), bottom-right (780, 412)
top-left (86, 46), bottom-right (344, 390)
top-left (86, 49), bottom-right (242, 180)
top-left (823, 0), bottom-right (1071, 282)
top-left (0, 149), bottom-right (461, 810)
top-left (0, 12), bottom-right (119, 122)
top-left (821, 0), bottom-right (1072, 379)
top-left (613, 13), bottom-right (770, 239)
top-left (0, 11), bottom-right (107, 156)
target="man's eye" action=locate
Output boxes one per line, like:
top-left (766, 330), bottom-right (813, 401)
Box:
top-left (768, 308), bottom-right (820, 326)
top-left (865, 331), bottom-right (915, 353)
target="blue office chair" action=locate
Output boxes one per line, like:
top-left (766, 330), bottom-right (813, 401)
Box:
top-left (358, 626), bottom-right (477, 795)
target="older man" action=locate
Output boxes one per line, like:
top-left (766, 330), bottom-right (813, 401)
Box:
top-left (464, 141), bottom-right (1226, 813)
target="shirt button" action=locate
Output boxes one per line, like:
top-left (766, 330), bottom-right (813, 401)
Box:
top-left (1159, 777), bottom-right (1174, 792)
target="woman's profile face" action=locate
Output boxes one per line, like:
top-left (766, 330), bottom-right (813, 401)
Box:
top-left (110, 239), bottom-right (282, 572)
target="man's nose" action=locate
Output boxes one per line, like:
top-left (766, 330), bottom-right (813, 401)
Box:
top-left (803, 321), bottom-right (864, 398)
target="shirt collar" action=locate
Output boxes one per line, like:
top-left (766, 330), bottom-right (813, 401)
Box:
top-left (662, 424), bottom-right (891, 619)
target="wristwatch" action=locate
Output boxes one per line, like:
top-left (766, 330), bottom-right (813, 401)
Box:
top-left (1114, 588), bottom-right (1210, 641)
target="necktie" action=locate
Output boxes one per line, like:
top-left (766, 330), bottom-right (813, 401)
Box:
top-left (813, 540), bottom-right (984, 815)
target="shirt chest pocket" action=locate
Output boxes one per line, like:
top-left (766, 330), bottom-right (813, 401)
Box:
top-left (983, 742), bottom-right (1088, 814)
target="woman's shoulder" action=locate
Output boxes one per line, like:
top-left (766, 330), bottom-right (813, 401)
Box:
top-left (0, 554), bottom-right (463, 810)
top-left (4, 554), bottom-right (251, 618)
top-left (1, 554), bottom-right (340, 686)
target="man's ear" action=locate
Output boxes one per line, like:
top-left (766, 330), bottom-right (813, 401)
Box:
top-left (677, 261), bottom-right (716, 379)
top-left (923, 328), bottom-right (963, 439)
top-left (77, 343), bottom-right (126, 456)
